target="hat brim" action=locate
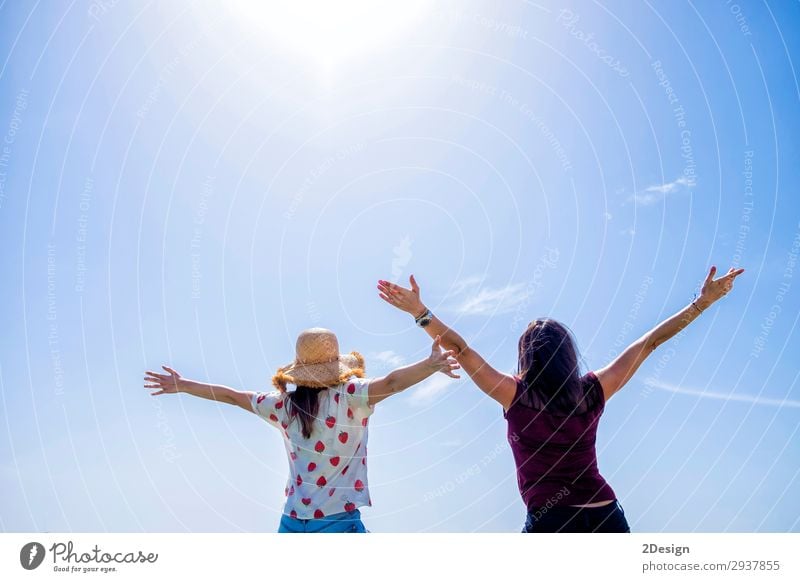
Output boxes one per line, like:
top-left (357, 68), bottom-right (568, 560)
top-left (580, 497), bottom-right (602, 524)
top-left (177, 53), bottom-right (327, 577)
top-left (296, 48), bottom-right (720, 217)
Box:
top-left (273, 352), bottom-right (364, 390)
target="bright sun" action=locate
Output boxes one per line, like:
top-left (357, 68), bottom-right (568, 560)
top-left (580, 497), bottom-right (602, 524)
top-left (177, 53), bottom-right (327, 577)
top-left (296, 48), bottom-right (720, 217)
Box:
top-left (229, 0), bottom-right (425, 67)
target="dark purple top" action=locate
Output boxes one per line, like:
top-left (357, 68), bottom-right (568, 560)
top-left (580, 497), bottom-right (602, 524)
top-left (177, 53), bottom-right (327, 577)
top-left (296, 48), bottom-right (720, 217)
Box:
top-left (503, 371), bottom-right (616, 511)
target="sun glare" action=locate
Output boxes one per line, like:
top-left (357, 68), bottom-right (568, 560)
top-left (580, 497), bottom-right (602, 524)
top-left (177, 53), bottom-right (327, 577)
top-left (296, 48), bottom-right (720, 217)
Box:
top-left (229, 0), bottom-right (425, 67)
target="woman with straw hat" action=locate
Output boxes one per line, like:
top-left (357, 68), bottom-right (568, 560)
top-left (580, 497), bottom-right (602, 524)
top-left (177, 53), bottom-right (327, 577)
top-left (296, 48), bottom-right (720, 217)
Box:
top-left (144, 327), bottom-right (460, 533)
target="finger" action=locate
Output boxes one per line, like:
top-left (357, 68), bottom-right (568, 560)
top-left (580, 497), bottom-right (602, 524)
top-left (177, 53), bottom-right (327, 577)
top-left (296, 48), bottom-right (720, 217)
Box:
top-left (432, 335), bottom-right (442, 350)
top-left (144, 384), bottom-right (162, 389)
top-left (704, 266), bottom-right (716, 286)
top-left (410, 274), bottom-right (420, 293)
top-left (150, 390), bottom-right (165, 396)
top-left (442, 349), bottom-right (457, 358)
top-left (145, 371), bottom-right (166, 380)
top-left (378, 293), bottom-right (394, 303)
top-left (730, 268), bottom-right (745, 278)
top-left (446, 371), bottom-right (461, 379)
top-left (162, 365), bottom-right (178, 376)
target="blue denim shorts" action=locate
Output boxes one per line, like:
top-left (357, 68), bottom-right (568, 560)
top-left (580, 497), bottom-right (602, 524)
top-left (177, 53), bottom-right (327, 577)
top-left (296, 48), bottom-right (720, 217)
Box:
top-left (278, 509), bottom-right (368, 533)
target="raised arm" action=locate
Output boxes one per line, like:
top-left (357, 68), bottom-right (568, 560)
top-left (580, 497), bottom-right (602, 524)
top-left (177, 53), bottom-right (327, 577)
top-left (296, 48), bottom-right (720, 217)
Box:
top-left (377, 276), bottom-right (518, 410)
top-left (595, 266), bottom-right (745, 400)
top-left (368, 336), bottom-right (460, 405)
top-left (144, 366), bottom-right (254, 411)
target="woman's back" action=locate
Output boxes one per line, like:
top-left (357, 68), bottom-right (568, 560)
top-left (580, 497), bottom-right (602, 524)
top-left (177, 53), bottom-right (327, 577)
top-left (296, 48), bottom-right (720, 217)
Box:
top-left (503, 371), bottom-right (616, 511)
top-left (251, 377), bottom-right (373, 519)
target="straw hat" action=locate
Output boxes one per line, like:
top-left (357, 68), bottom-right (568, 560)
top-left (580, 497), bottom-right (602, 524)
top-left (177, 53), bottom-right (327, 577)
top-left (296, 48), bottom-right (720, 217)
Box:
top-left (272, 328), bottom-right (365, 391)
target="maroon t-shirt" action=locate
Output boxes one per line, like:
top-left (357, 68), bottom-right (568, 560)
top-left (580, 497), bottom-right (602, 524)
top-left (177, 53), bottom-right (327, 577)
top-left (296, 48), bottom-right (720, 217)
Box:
top-left (503, 371), bottom-right (616, 511)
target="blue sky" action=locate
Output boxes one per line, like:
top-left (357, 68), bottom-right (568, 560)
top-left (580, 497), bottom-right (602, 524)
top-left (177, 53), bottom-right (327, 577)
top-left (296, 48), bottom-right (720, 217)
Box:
top-left (1, 0), bottom-right (798, 532)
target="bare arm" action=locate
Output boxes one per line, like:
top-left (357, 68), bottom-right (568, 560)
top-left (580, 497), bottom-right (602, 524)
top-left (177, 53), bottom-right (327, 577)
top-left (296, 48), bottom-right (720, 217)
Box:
top-left (368, 335), bottom-right (460, 405)
top-left (144, 366), bottom-right (253, 411)
top-left (596, 266), bottom-right (745, 400)
top-left (377, 276), bottom-right (518, 410)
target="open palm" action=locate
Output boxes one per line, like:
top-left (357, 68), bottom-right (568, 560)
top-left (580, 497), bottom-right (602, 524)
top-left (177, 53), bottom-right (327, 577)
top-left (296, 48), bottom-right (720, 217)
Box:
top-left (144, 366), bottom-right (184, 396)
top-left (377, 275), bottom-right (426, 317)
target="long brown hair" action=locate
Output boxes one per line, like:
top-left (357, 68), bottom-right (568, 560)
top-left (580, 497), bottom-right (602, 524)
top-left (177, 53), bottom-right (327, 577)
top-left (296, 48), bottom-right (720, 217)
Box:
top-left (516, 318), bottom-right (598, 414)
top-left (286, 386), bottom-right (325, 439)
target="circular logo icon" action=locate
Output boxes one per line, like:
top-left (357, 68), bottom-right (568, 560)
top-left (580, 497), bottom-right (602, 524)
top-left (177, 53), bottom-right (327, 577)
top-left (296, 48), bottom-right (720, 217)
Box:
top-left (20, 542), bottom-right (46, 570)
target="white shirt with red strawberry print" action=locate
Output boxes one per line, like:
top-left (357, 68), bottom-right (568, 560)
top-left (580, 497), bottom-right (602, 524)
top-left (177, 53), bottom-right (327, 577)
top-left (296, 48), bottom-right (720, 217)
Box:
top-left (250, 376), bottom-right (373, 520)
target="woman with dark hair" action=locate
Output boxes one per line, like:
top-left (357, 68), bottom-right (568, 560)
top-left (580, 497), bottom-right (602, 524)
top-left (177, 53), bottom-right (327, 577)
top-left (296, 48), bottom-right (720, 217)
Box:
top-left (144, 328), bottom-right (459, 533)
top-left (377, 266), bottom-right (744, 532)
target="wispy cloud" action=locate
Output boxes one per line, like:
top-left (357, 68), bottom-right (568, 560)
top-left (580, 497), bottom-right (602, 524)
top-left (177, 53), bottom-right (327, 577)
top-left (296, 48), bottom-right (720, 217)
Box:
top-left (631, 176), bottom-right (693, 206)
top-left (449, 275), bottom-right (486, 295)
top-left (369, 350), bottom-right (406, 370)
top-left (408, 375), bottom-right (459, 406)
top-left (450, 277), bottom-right (529, 316)
top-left (647, 380), bottom-right (800, 409)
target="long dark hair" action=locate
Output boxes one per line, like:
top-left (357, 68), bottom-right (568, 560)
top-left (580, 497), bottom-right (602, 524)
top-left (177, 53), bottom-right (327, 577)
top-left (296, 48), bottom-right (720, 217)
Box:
top-left (286, 386), bottom-right (325, 439)
top-left (516, 318), bottom-right (599, 414)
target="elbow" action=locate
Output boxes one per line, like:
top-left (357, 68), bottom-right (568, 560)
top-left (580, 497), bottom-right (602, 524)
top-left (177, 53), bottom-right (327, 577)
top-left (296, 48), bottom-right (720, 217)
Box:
top-left (453, 343), bottom-right (471, 359)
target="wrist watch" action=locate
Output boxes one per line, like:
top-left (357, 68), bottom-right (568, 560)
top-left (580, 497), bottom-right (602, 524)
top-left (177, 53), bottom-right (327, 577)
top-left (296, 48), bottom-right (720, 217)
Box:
top-left (414, 308), bottom-right (433, 328)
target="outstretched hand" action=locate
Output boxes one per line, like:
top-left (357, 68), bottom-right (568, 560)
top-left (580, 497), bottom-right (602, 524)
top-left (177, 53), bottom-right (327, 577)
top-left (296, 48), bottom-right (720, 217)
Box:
top-left (698, 266), bottom-right (745, 308)
top-left (428, 335), bottom-right (461, 379)
top-left (377, 275), bottom-right (426, 318)
top-left (144, 366), bottom-right (185, 396)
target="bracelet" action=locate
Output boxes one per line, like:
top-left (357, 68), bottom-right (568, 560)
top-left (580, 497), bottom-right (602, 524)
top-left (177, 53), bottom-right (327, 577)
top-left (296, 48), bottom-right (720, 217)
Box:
top-left (414, 308), bottom-right (433, 328)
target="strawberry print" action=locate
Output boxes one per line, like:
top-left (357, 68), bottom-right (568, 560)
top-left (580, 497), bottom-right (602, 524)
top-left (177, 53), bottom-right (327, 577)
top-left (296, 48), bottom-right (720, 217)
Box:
top-left (262, 378), bottom-right (372, 520)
